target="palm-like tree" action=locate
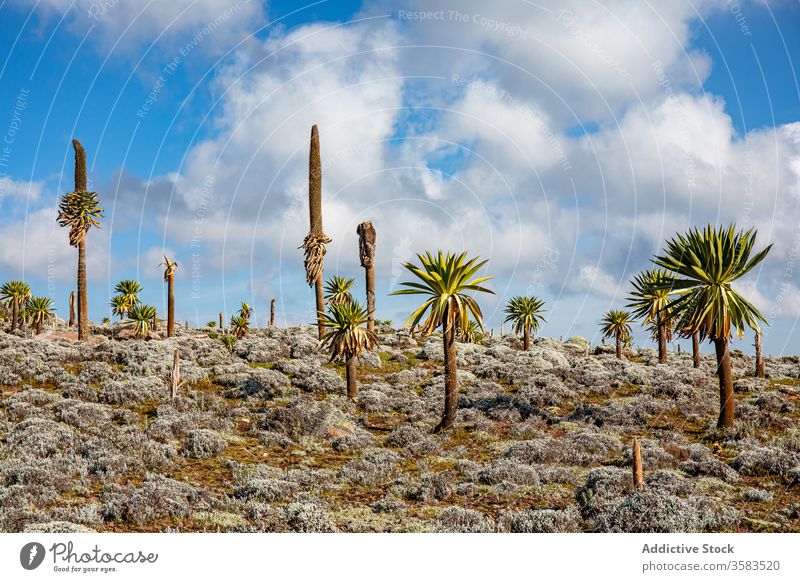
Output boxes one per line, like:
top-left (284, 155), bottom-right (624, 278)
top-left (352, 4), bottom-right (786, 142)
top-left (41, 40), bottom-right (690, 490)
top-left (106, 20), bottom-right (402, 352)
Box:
top-left (318, 300), bottom-right (379, 400)
top-left (1, 280), bottom-right (31, 332)
top-left (113, 280), bottom-right (141, 316)
top-left (503, 296), bottom-right (547, 351)
top-left (57, 139), bottom-right (103, 341)
top-left (126, 304), bottom-right (157, 339)
top-left (390, 251), bottom-right (493, 432)
top-left (160, 257), bottom-right (178, 338)
top-left (220, 334), bottom-right (237, 352)
top-left (110, 295), bottom-right (128, 321)
top-left (323, 275), bottom-right (355, 306)
top-left (460, 319), bottom-right (486, 345)
top-left (26, 297), bottom-right (54, 335)
top-left (627, 269), bottom-right (676, 364)
top-left (230, 315), bottom-right (249, 339)
top-left (238, 302), bottom-right (252, 321)
top-left (600, 309), bottom-right (634, 360)
top-left (653, 225), bottom-right (772, 428)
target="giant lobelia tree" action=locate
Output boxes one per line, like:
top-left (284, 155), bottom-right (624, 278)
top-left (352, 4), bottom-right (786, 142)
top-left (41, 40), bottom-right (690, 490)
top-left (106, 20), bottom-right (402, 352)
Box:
top-left (300, 125), bottom-right (331, 340)
top-left (57, 140), bottom-right (104, 341)
top-left (391, 251), bottom-right (493, 432)
top-left (654, 225), bottom-right (772, 428)
top-left (357, 220), bottom-right (377, 332)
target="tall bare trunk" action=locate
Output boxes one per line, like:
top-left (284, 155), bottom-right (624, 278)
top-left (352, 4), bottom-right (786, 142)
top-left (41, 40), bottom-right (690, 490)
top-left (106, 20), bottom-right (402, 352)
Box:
top-left (72, 139), bottom-right (89, 341)
top-left (68, 291), bottom-right (76, 327)
top-left (434, 306), bottom-right (458, 433)
top-left (714, 337), bottom-right (734, 428)
top-left (523, 323), bottom-right (531, 351)
top-left (305, 124), bottom-right (328, 340)
top-left (77, 239), bottom-right (88, 340)
top-left (346, 355), bottom-right (357, 400)
top-left (167, 273), bottom-right (175, 337)
top-left (657, 323), bottom-right (667, 364)
top-left (615, 335), bottom-right (622, 360)
top-left (219, 312), bottom-right (223, 331)
top-left (270, 298), bottom-right (275, 326)
top-left (755, 331), bottom-right (765, 378)
top-left (152, 309), bottom-right (157, 335)
top-left (357, 220), bottom-right (376, 332)
top-left (171, 349), bottom-right (180, 399)
top-left (10, 298), bottom-right (18, 332)
top-left (692, 331), bottom-right (700, 368)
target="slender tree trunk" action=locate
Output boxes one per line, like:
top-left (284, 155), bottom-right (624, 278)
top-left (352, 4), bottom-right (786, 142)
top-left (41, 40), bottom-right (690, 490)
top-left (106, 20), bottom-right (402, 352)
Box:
top-left (307, 124), bottom-right (327, 340)
top-left (657, 323), bottom-right (667, 364)
top-left (632, 438), bottom-right (645, 491)
top-left (77, 239), bottom-right (88, 340)
top-left (314, 276), bottom-right (325, 339)
top-left (523, 323), bottom-right (530, 351)
top-left (270, 298), bottom-right (275, 326)
top-left (755, 331), bottom-right (765, 378)
top-left (615, 335), bottom-right (622, 360)
top-left (167, 272), bottom-right (175, 338)
top-left (714, 337), bottom-right (735, 428)
top-left (692, 331), bottom-right (700, 368)
top-left (357, 220), bottom-right (376, 332)
top-left (346, 355), bottom-right (357, 400)
top-left (72, 139), bottom-right (89, 341)
top-left (36, 320), bottom-right (42, 335)
top-left (219, 312), bottom-right (223, 331)
top-left (68, 290), bottom-right (76, 327)
top-left (10, 298), bottom-right (18, 332)
top-left (152, 309), bottom-right (157, 335)
top-left (171, 349), bottom-right (180, 399)
top-left (434, 307), bottom-right (458, 433)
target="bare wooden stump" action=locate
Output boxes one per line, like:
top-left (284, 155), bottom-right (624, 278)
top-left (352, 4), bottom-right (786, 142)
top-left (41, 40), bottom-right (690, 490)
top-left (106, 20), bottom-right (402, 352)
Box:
top-left (632, 438), bottom-right (645, 491)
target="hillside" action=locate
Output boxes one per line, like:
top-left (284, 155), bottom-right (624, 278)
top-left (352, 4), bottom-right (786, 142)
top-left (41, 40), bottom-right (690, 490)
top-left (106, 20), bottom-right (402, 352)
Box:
top-left (1, 326), bottom-right (798, 533)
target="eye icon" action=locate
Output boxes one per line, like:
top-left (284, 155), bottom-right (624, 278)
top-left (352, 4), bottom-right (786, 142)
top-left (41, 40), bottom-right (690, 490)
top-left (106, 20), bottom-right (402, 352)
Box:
top-left (20, 542), bottom-right (46, 570)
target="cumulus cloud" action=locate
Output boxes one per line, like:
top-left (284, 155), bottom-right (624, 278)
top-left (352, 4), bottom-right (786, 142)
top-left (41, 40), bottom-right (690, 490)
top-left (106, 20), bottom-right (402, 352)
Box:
top-left (13, 0), bottom-right (265, 56)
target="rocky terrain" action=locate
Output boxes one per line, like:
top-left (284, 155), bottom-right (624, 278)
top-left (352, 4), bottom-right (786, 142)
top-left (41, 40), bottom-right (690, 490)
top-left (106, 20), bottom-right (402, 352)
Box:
top-left (0, 324), bottom-right (798, 533)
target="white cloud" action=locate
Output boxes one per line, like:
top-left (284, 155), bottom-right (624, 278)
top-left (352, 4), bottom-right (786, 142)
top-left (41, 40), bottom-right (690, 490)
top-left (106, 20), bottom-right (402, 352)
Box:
top-left (0, 176), bottom-right (44, 203)
top-left (15, 0), bottom-right (265, 56)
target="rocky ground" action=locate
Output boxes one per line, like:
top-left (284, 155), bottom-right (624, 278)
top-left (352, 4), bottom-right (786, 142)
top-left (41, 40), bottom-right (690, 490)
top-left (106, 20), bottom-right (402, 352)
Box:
top-left (0, 323), bottom-right (798, 533)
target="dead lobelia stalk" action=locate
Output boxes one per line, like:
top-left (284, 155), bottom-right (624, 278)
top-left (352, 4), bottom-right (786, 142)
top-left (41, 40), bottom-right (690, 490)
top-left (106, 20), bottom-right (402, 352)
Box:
top-left (357, 220), bottom-right (376, 332)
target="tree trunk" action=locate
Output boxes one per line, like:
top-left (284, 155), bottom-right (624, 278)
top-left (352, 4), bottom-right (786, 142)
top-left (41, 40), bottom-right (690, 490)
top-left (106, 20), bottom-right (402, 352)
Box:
top-left (36, 320), bottom-right (42, 335)
top-left (434, 308), bottom-right (458, 433)
top-left (77, 239), bottom-right (88, 340)
top-left (657, 323), bottom-right (667, 364)
top-left (346, 355), bottom-right (357, 400)
top-left (755, 331), bottom-right (765, 378)
top-left (68, 290), bottom-right (76, 327)
top-left (615, 335), bottom-right (622, 359)
top-left (307, 124), bottom-right (327, 340)
top-left (10, 298), bottom-right (18, 332)
top-left (73, 139), bottom-right (89, 341)
top-left (523, 323), bottom-right (530, 351)
top-left (166, 273), bottom-right (175, 338)
top-left (315, 276), bottom-right (325, 340)
top-left (632, 438), bottom-right (645, 491)
top-left (714, 337), bottom-right (735, 428)
top-left (219, 312), bottom-right (223, 331)
top-left (171, 349), bottom-right (180, 399)
top-left (270, 298), bottom-right (275, 326)
top-left (152, 310), bottom-right (157, 334)
top-left (692, 331), bottom-right (700, 368)
top-left (357, 220), bottom-right (376, 332)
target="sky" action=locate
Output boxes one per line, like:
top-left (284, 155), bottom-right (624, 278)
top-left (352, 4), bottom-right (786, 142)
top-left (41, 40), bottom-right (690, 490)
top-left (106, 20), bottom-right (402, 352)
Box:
top-left (0, 0), bottom-right (799, 355)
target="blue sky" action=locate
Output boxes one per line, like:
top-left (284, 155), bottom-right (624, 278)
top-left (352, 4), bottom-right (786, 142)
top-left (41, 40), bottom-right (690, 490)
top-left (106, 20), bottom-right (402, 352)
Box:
top-left (0, 0), bottom-right (799, 354)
